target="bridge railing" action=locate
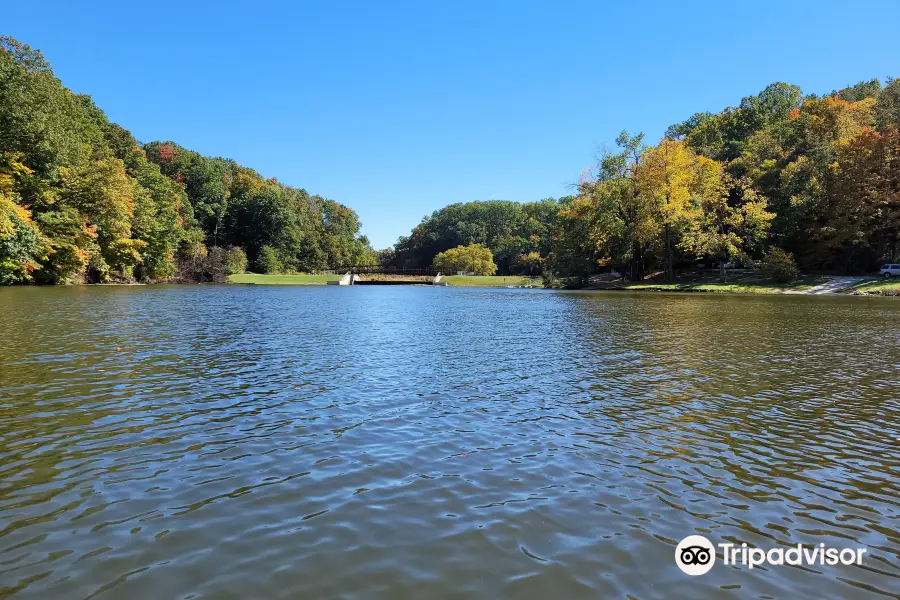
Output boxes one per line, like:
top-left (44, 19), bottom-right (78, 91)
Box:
top-left (328, 265), bottom-right (441, 276)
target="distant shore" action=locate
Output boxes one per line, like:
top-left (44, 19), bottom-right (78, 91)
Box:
top-left (4, 273), bottom-right (895, 295)
top-left (226, 273), bottom-right (541, 288)
top-left (583, 273), bottom-right (899, 296)
top-left (225, 272), bottom-right (899, 295)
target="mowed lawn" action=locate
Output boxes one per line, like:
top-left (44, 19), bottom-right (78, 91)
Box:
top-left (228, 273), bottom-right (340, 285)
top-left (620, 282), bottom-right (799, 294)
top-left (589, 271), bottom-right (828, 294)
top-left (849, 278), bottom-right (900, 294)
top-left (618, 279), bottom-right (821, 294)
top-left (442, 275), bottom-right (541, 287)
top-left (228, 273), bottom-right (542, 287)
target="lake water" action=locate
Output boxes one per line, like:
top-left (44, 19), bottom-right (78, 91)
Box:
top-left (0, 285), bottom-right (898, 599)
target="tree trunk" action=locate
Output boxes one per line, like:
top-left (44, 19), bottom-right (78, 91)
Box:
top-left (664, 223), bottom-right (673, 280)
top-left (631, 240), bottom-right (643, 281)
top-left (719, 259), bottom-right (725, 282)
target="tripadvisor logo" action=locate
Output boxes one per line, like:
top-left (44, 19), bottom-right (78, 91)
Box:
top-left (676, 535), bottom-right (716, 576)
top-left (675, 535), bottom-right (866, 576)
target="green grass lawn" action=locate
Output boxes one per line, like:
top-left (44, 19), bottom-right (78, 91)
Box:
top-left (227, 272), bottom-right (892, 294)
top-left (230, 272), bottom-right (782, 291)
top-left (848, 278), bottom-right (900, 294)
top-left (228, 273), bottom-right (542, 287)
top-left (621, 282), bottom-right (791, 294)
top-left (442, 275), bottom-right (542, 287)
top-left (228, 273), bottom-right (340, 285)
top-left (590, 272), bottom-right (828, 294)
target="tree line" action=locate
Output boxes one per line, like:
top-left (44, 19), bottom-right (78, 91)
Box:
top-left (0, 37), bottom-right (375, 284)
top-left (388, 80), bottom-right (900, 284)
top-left (3, 35), bottom-right (897, 287)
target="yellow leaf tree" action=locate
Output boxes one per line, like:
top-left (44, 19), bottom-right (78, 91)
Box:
top-left (680, 157), bottom-right (773, 280)
top-left (58, 157), bottom-right (146, 281)
top-left (433, 243), bottom-right (497, 275)
top-left (635, 139), bottom-right (695, 279)
top-left (0, 158), bottom-right (47, 283)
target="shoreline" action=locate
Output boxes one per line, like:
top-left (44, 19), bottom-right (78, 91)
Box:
top-left (4, 275), bottom-right (897, 296)
top-left (580, 285), bottom-right (899, 297)
top-left (224, 273), bottom-right (899, 296)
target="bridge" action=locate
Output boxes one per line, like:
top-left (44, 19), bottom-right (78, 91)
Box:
top-left (326, 265), bottom-right (447, 285)
top-left (329, 265), bottom-right (442, 276)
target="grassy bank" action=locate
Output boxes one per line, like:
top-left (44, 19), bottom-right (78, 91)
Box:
top-left (617, 282), bottom-right (815, 294)
top-left (584, 271), bottom-right (828, 294)
top-left (228, 273), bottom-right (542, 287)
top-left (848, 278), bottom-right (900, 295)
top-left (442, 275), bottom-right (540, 287)
top-left (229, 273), bottom-right (340, 285)
top-left (226, 272), bottom-right (896, 295)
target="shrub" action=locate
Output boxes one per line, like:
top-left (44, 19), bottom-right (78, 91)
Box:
top-left (204, 247), bottom-right (230, 282)
top-left (761, 247), bottom-right (799, 283)
top-left (225, 246), bottom-right (248, 274)
top-left (174, 243), bottom-right (243, 283)
top-left (255, 246), bottom-right (282, 274)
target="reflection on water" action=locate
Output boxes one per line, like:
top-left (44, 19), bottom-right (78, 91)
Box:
top-left (0, 286), bottom-right (898, 599)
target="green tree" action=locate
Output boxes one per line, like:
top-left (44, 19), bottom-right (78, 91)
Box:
top-left (875, 78), bottom-right (900, 131)
top-left (830, 79), bottom-right (882, 102)
top-left (225, 246), bottom-right (248, 274)
top-left (760, 247), bottom-right (799, 282)
top-left (255, 245), bottom-right (282, 273)
top-left (680, 158), bottom-right (773, 280)
top-left (433, 243), bottom-right (497, 275)
top-left (735, 95), bottom-right (876, 269)
top-left (548, 131), bottom-right (652, 282)
top-left (669, 82), bottom-right (802, 161)
top-left (0, 170), bottom-right (46, 283)
top-left (0, 36), bottom-right (205, 283)
top-left (144, 142), bottom-right (231, 246)
top-left (390, 199), bottom-right (560, 273)
top-left (635, 139), bottom-right (696, 280)
top-left (823, 126), bottom-right (900, 269)
top-left (510, 251), bottom-right (543, 276)
top-left (57, 158), bottom-right (146, 281)
top-left (547, 194), bottom-right (606, 282)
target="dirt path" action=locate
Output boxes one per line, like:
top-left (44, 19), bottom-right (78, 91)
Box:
top-left (805, 276), bottom-right (872, 294)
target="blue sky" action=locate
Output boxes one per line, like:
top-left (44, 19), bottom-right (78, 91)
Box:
top-left (5, 1), bottom-right (899, 248)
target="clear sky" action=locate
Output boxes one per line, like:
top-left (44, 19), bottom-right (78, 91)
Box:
top-left (5, 1), bottom-right (899, 248)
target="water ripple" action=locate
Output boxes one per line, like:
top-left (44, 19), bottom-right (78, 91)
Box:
top-left (0, 286), bottom-right (898, 599)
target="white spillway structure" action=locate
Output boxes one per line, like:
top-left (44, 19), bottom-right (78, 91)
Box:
top-left (327, 271), bottom-right (357, 285)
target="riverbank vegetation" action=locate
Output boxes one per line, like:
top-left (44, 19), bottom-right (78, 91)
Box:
top-left (387, 81), bottom-right (900, 288)
top-left (229, 273), bottom-right (341, 285)
top-left (848, 278), bottom-right (900, 295)
top-left (585, 270), bottom-right (827, 294)
top-left (227, 273), bottom-right (541, 287)
top-left (2, 35), bottom-right (898, 289)
top-left (442, 275), bottom-right (539, 287)
top-left (0, 37), bottom-right (375, 285)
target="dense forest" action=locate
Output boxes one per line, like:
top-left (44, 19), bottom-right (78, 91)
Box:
top-left (2, 35), bottom-right (898, 287)
top-left (0, 37), bottom-right (375, 284)
top-left (389, 80), bottom-right (900, 284)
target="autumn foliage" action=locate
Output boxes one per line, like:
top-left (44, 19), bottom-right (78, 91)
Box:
top-left (0, 36), bottom-right (375, 284)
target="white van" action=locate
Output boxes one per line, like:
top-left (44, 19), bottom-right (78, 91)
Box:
top-left (880, 264), bottom-right (900, 278)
